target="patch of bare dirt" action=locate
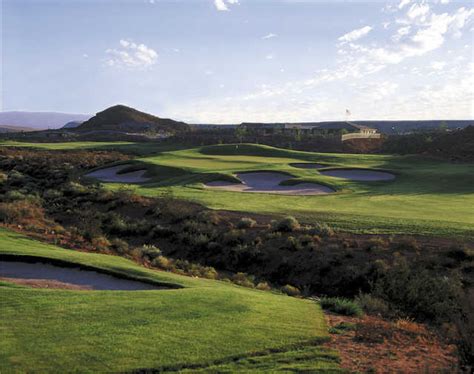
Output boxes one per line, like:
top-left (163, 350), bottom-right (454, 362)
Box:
top-left (324, 313), bottom-right (459, 373)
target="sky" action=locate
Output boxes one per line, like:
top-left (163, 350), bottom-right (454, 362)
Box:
top-left (1, 0), bottom-right (473, 123)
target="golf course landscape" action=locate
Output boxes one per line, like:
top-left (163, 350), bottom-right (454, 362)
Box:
top-left (3, 141), bottom-right (470, 237)
top-left (0, 228), bottom-right (339, 373)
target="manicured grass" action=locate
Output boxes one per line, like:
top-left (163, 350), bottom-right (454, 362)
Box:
top-left (108, 144), bottom-right (473, 238)
top-left (0, 229), bottom-right (336, 373)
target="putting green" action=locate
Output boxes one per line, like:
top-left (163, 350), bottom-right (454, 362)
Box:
top-left (0, 228), bottom-right (336, 372)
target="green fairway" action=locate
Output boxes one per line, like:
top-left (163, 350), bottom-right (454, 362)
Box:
top-left (0, 229), bottom-right (336, 373)
top-left (104, 144), bottom-right (474, 238)
top-left (2, 141), bottom-right (473, 237)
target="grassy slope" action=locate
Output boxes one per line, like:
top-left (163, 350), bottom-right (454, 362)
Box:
top-left (2, 141), bottom-right (473, 237)
top-left (0, 229), bottom-right (336, 373)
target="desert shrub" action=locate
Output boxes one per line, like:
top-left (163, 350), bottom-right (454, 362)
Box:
top-left (63, 181), bottom-right (88, 196)
top-left (110, 238), bottom-right (129, 254)
top-left (7, 170), bottom-right (25, 184)
top-left (152, 224), bottom-right (174, 238)
top-left (152, 255), bottom-right (173, 270)
top-left (43, 189), bottom-right (63, 199)
top-left (0, 200), bottom-right (45, 225)
top-left (197, 210), bottom-right (221, 225)
top-left (4, 190), bottom-right (26, 201)
top-left (237, 217), bottom-right (257, 229)
top-left (182, 219), bottom-right (200, 233)
top-left (285, 236), bottom-right (303, 251)
top-left (188, 233), bottom-right (210, 248)
top-left (222, 229), bottom-right (244, 246)
top-left (355, 294), bottom-right (390, 317)
top-left (91, 236), bottom-right (111, 251)
top-left (365, 237), bottom-right (388, 251)
top-left (281, 284), bottom-right (301, 297)
top-left (371, 258), bottom-right (462, 323)
top-left (0, 172), bottom-right (7, 183)
top-left (256, 281), bottom-right (272, 291)
top-left (141, 245), bottom-right (162, 261)
top-left (310, 222), bottom-right (335, 237)
top-left (320, 296), bottom-right (363, 317)
top-left (275, 216), bottom-right (300, 232)
top-left (231, 272), bottom-right (255, 288)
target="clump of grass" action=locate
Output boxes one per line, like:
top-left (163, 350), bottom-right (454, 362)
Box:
top-left (329, 322), bottom-right (357, 335)
top-left (320, 296), bottom-right (363, 317)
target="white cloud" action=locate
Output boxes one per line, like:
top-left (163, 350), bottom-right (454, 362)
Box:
top-left (82, 54), bottom-right (89, 58)
top-left (398, 0), bottom-right (411, 10)
top-left (440, 0), bottom-right (450, 4)
top-left (105, 39), bottom-right (158, 70)
top-left (407, 3), bottom-right (430, 22)
top-left (431, 61), bottom-right (447, 70)
top-left (214, 0), bottom-right (239, 12)
top-left (266, 54), bottom-right (274, 60)
top-left (338, 26), bottom-right (372, 43)
top-left (392, 25), bottom-right (411, 41)
top-left (262, 33), bottom-right (277, 40)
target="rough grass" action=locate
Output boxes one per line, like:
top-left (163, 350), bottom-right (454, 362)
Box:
top-left (0, 228), bottom-right (335, 373)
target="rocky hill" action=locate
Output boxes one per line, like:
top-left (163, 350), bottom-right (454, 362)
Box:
top-left (76, 105), bottom-right (189, 134)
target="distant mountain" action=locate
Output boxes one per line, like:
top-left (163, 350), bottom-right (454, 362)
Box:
top-left (76, 105), bottom-right (189, 134)
top-left (0, 111), bottom-right (91, 130)
top-left (0, 125), bottom-right (38, 133)
top-left (62, 121), bottom-right (84, 129)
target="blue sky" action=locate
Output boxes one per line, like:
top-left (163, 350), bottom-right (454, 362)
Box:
top-left (2, 0), bottom-right (473, 122)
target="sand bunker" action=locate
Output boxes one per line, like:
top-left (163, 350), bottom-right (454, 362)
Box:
top-left (320, 169), bottom-right (395, 181)
top-left (86, 165), bottom-right (150, 183)
top-left (0, 261), bottom-right (165, 290)
top-left (205, 172), bottom-right (334, 195)
top-left (290, 163), bottom-right (325, 169)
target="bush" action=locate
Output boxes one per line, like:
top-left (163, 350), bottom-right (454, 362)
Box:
top-left (311, 223), bottom-right (334, 237)
top-left (355, 294), bottom-right (390, 317)
top-left (281, 284), bottom-right (301, 297)
top-left (320, 296), bottom-right (364, 317)
top-left (110, 238), bottom-right (129, 254)
top-left (231, 272), bottom-right (255, 288)
top-left (152, 255), bottom-right (173, 270)
top-left (275, 216), bottom-right (300, 232)
top-left (237, 217), bottom-right (257, 229)
top-left (91, 236), bottom-right (111, 251)
top-left (371, 258), bottom-right (462, 323)
top-left (4, 190), bottom-right (26, 201)
top-left (140, 245), bottom-right (162, 261)
top-left (256, 281), bottom-right (272, 291)
top-left (0, 200), bottom-right (45, 225)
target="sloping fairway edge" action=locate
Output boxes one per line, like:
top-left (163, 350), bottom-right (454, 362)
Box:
top-left (0, 228), bottom-right (337, 373)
